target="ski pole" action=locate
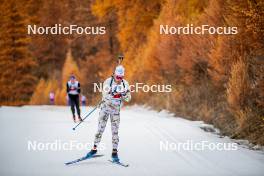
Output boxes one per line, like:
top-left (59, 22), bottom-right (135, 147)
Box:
top-left (72, 101), bottom-right (102, 131)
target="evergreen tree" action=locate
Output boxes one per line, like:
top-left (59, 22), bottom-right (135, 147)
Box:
top-left (0, 0), bottom-right (37, 104)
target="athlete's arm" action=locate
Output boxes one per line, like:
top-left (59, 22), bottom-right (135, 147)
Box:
top-left (66, 82), bottom-right (70, 93)
top-left (77, 82), bottom-right (81, 94)
top-left (122, 80), bottom-right (131, 102)
top-left (102, 78), bottom-right (112, 100)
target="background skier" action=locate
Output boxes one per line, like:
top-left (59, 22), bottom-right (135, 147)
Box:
top-left (86, 65), bottom-right (131, 162)
top-left (49, 91), bottom-right (55, 105)
top-left (66, 75), bottom-right (83, 122)
top-left (81, 95), bottom-right (86, 106)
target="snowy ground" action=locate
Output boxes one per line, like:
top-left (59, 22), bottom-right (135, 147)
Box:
top-left (0, 106), bottom-right (263, 176)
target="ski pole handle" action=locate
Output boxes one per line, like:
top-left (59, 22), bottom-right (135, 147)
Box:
top-left (118, 54), bottom-right (124, 65)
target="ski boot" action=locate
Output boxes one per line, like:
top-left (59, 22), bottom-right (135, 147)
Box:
top-left (72, 115), bottom-right (76, 123)
top-left (111, 149), bottom-right (119, 162)
top-left (86, 147), bottom-right (97, 158)
top-left (78, 116), bottom-right (83, 122)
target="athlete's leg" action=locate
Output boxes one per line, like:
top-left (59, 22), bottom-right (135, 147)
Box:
top-left (69, 95), bottom-right (75, 118)
top-left (110, 114), bottom-right (120, 150)
top-left (94, 110), bottom-right (109, 147)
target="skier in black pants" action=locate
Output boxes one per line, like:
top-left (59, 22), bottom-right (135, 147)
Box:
top-left (66, 75), bottom-right (83, 122)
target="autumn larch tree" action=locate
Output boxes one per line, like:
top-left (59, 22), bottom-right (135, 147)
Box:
top-left (0, 0), bottom-right (37, 105)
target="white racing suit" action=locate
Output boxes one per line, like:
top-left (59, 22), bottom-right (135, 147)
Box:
top-left (94, 77), bottom-right (131, 150)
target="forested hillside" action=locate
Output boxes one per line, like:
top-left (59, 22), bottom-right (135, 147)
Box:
top-left (0, 0), bottom-right (263, 144)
